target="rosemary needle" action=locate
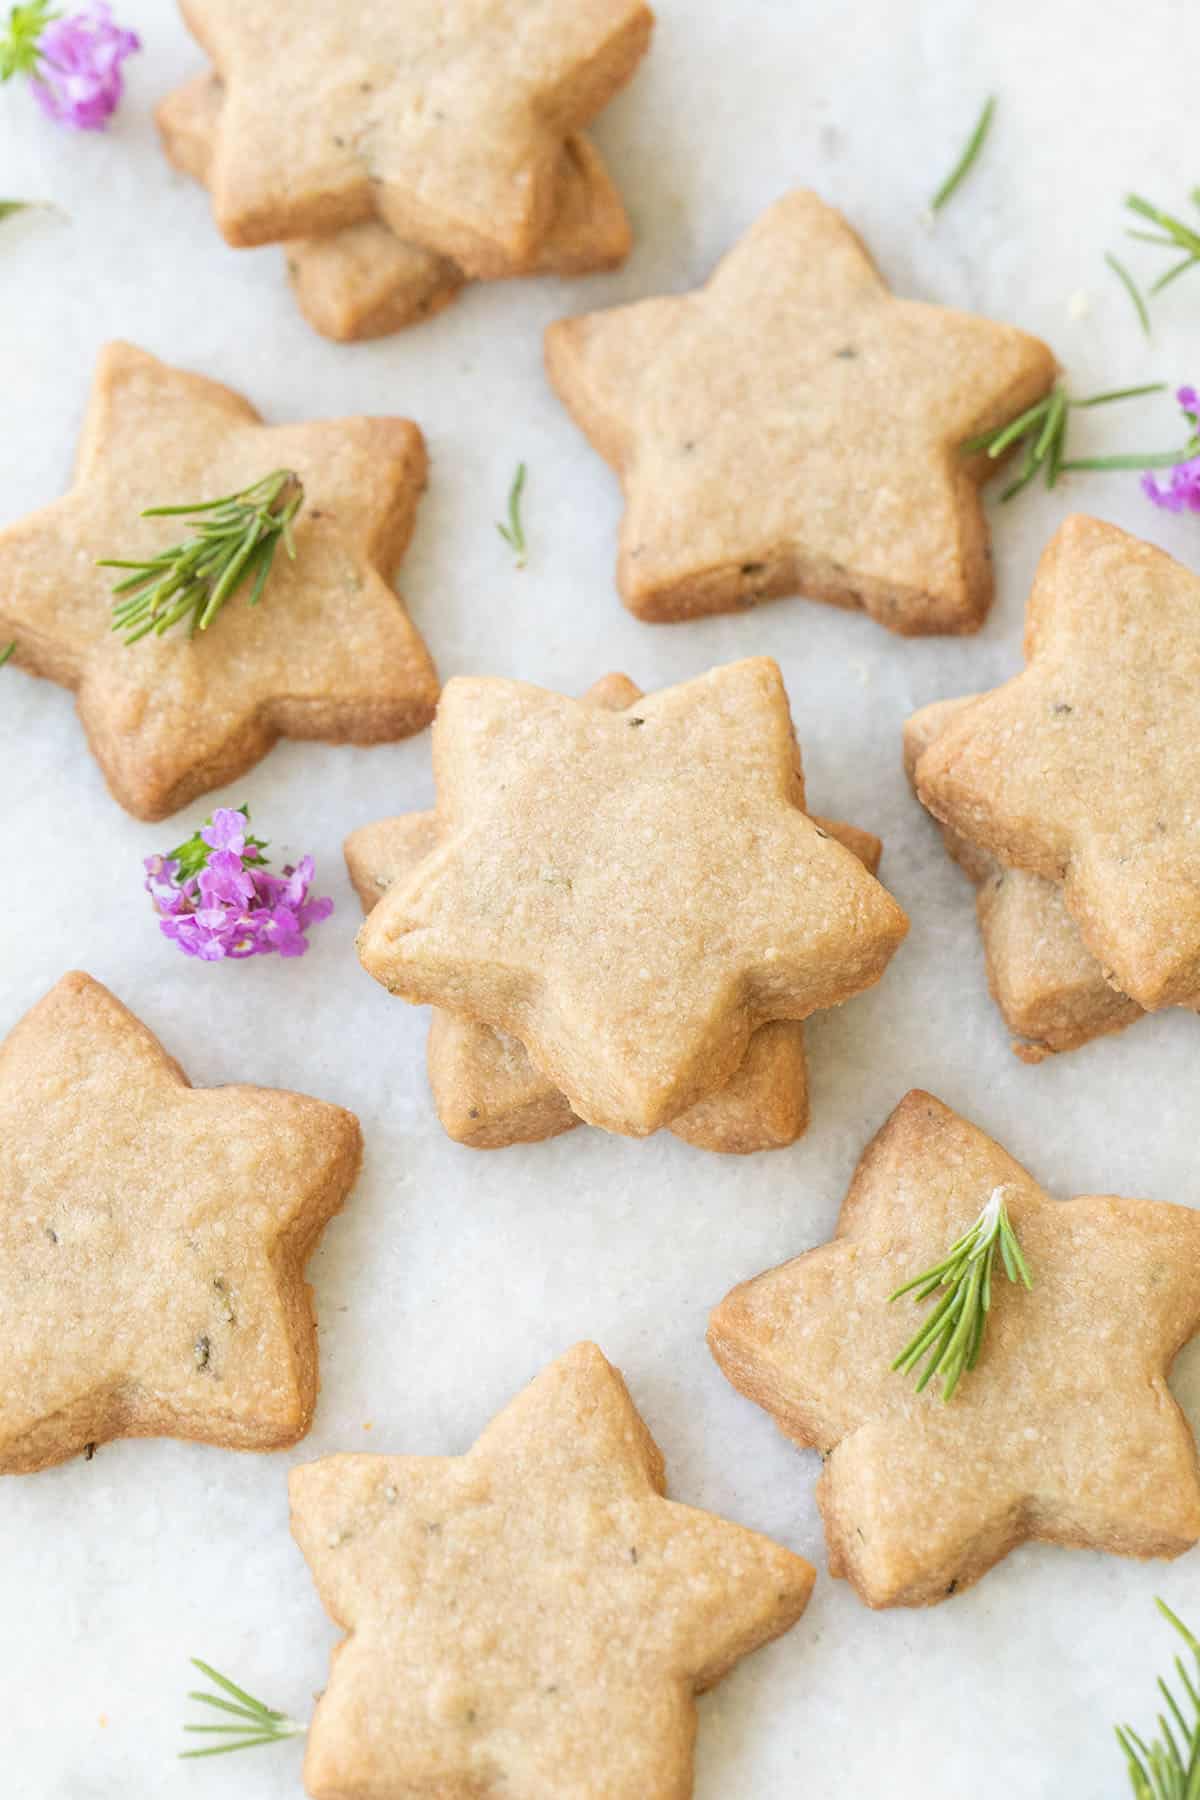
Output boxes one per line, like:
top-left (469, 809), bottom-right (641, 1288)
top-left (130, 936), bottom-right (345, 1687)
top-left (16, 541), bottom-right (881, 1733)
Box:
top-left (0, 641), bottom-right (14, 667)
top-left (889, 1186), bottom-right (1032, 1402)
top-left (496, 461), bottom-right (528, 568)
top-left (99, 469), bottom-right (304, 645)
top-left (930, 95), bottom-right (996, 213)
top-left (1105, 251), bottom-right (1151, 337)
top-left (1116, 1600), bottom-right (1200, 1798)
top-left (180, 1659), bottom-right (307, 1759)
top-left (1125, 192), bottom-right (1200, 297)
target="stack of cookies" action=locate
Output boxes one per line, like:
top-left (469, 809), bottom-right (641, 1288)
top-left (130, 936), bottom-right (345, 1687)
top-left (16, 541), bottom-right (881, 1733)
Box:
top-left (158, 0), bottom-right (655, 340)
top-left (907, 515), bottom-right (1200, 1061)
top-left (349, 658), bottom-right (909, 1151)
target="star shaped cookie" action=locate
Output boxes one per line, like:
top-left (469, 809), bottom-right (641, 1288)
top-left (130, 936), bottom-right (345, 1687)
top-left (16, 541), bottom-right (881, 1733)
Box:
top-left (356, 658), bottom-right (909, 1136)
top-left (347, 676), bottom-right (883, 1152)
top-left (904, 696), bottom-right (1146, 1060)
top-left (179, 0), bottom-right (654, 275)
top-left (545, 189), bottom-right (1057, 633)
top-left (0, 972), bottom-right (361, 1474)
top-left (0, 341), bottom-right (438, 821)
top-left (709, 1091), bottom-right (1200, 1609)
top-left (917, 516), bottom-right (1200, 1010)
top-left (291, 1341), bottom-right (814, 1797)
top-left (157, 74), bottom-right (632, 342)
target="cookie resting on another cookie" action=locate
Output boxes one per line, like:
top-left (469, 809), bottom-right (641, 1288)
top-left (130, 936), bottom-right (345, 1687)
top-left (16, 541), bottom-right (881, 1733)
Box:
top-left (0, 972), bottom-right (361, 1475)
top-left (179, 0), bottom-right (653, 277)
top-left (347, 675), bottom-right (883, 1153)
top-left (904, 697), bottom-right (1150, 1059)
top-left (157, 74), bottom-right (632, 343)
top-left (355, 658), bottom-right (909, 1138)
top-left (290, 1342), bottom-right (814, 1799)
top-left (709, 1091), bottom-right (1200, 1609)
top-left (545, 188), bottom-right (1057, 633)
top-left (0, 342), bottom-right (437, 821)
top-left (916, 516), bottom-right (1200, 1013)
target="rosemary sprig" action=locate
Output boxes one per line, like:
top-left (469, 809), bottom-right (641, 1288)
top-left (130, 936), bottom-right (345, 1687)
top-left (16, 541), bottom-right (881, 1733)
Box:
top-left (963, 383), bottom-right (1198, 501)
top-left (0, 641), bottom-right (14, 667)
top-left (496, 462), bottom-right (528, 568)
top-left (1105, 252), bottom-right (1151, 337)
top-left (1124, 192), bottom-right (1200, 297)
top-left (889, 1185), bottom-right (1032, 1401)
top-left (180, 1659), bottom-right (307, 1759)
top-left (1116, 1601), bottom-right (1200, 1798)
top-left (930, 95), bottom-right (996, 213)
top-left (99, 469), bottom-right (304, 645)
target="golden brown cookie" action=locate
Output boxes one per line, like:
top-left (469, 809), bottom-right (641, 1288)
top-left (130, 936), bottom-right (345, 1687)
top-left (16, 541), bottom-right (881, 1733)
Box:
top-left (0, 972), bottom-right (362, 1475)
top-left (709, 1090), bottom-right (1200, 1609)
top-left (290, 1341), bottom-right (814, 1797)
top-left (903, 698), bottom-right (1144, 1061)
top-left (0, 341), bottom-right (437, 822)
top-left (179, 0), bottom-right (653, 276)
top-left (346, 799), bottom-right (881, 1153)
top-left (917, 516), bottom-right (1200, 1011)
top-left (356, 658), bottom-right (909, 1137)
top-left (545, 188), bottom-right (1057, 633)
top-left (157, 74), bottom-right (632, 343)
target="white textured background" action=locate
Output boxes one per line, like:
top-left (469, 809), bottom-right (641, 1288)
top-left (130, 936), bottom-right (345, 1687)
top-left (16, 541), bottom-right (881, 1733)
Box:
top-left (2, 2), bottom-right (1200, 1795)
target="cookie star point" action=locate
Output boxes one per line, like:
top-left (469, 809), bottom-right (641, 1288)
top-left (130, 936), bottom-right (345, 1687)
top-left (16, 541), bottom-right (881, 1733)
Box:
top-left (0, 971), bottom-right (361, 1473)
top-left (710, 1090), bottom-right (1200, 1608)
top-left (290, 1342), bottom-right (813, 1799)
top-left (357, 658), bottom-right (908, 1135)
top-left (546, 188), bottom-right (1056, 634)
top-left (0, 341), bottom-right (437, 821)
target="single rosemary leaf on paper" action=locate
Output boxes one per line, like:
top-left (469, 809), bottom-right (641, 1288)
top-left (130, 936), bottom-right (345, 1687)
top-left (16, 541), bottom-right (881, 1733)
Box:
top-left (180, 1659), bottom-right (308, 1760)
top-left (0, 641), bottom-right (14, 667)
top-left (1116, 1600), bottom-right (1200, 1798)
top-left (962, 382), bottom-right (1198, 500)
top-left (1125, 191), bottom-right (1200, 297)
top-left (496, 461), bottom-right (528, 567)
top-left (1105, 251), bottom-right (1151, 337)
top-left (889, 1186), bottom-right (1032, 1402)
top-left (99, 469), bottom-right (305, 645)
top-left (930, 94), bottom-right (996, 214)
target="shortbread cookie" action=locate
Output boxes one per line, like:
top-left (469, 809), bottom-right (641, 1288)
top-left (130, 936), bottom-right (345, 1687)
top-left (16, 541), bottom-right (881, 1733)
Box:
top-left (709, 1091), bottom-right (1200, 1609)
top-left (346, 672), bottom-right (882, 1153)
top-left (545, 189), bottom-right (1056, 633)
top-left (158, 74), bottom-right (632, 343)
top-left (356, 658), bottom-right (909, 1137)
top-left (179, 0), bottom-right (654, 277)
top-left (291, 1341), bottom-right (814, 1797)
top-left (0, 972), bottom-right (361, 1475)
top-left (0, 342), bottom-right (437, 821)
top-left (347, 803), bottom-right (880, 1152)
top-left (904, 698), bottom-right (1144, 1061)
top-left (917, 516), bottom-right (1200, 1010)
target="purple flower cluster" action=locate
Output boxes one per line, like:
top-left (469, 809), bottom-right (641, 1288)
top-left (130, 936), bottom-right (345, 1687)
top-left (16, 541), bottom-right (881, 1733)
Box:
top-left (30, 3), bottom-right (139, 131)
top-left (144, 808), bottom-right (333, 963)
top-left (1142, 387), bottom-right (1200, 514)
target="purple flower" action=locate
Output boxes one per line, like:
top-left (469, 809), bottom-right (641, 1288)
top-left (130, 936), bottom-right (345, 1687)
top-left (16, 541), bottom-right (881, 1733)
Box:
top-left (28, 3), bottom-right (139, 132)
top-left (1142, 386), bottom-right (1200, 515)
top-left (143, 806), bottom-right (333, 963)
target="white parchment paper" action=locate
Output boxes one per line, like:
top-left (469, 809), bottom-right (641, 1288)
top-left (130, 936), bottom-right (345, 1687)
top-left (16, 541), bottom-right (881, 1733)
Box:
top-left (2, 3), bottom-right (1199, 1794)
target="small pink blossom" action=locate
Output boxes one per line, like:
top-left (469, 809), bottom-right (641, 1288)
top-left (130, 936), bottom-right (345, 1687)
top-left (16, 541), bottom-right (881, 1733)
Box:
top-left (29, 3), bottom-right (139, 131)
top-left (144, 807), bottom-right (333, 963)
